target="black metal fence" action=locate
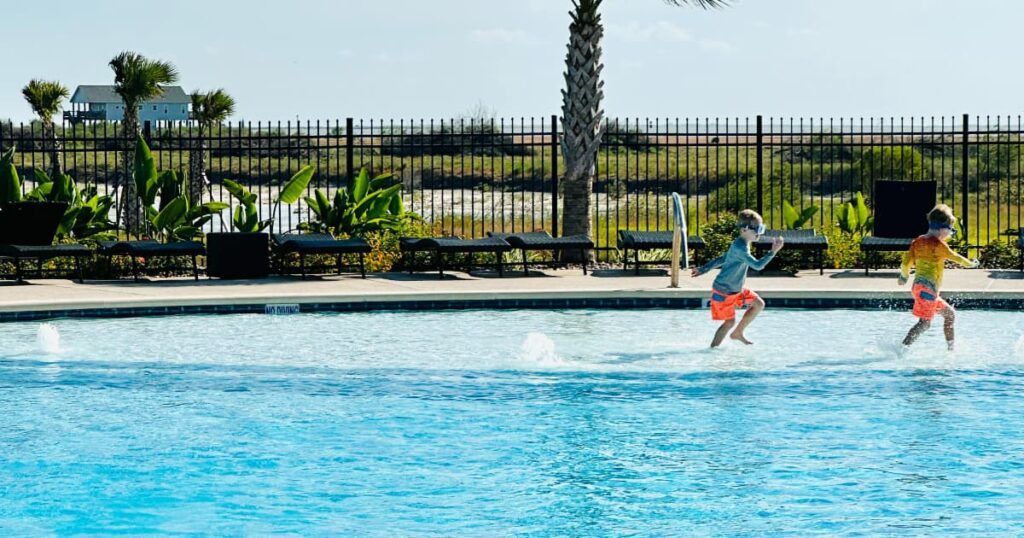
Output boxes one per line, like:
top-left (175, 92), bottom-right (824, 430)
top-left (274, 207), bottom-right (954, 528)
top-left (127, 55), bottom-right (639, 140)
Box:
top-left (2, 115), bottom-right (1021, 258)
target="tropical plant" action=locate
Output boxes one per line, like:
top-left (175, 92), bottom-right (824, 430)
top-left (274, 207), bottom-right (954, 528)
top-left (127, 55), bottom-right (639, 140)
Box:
top-left (21, 79), bottom-right (69, 177)
top-left (560, 0), bottom-right (726, 261)
top-left (132, 135), bottom-right (228, 242)
top-left (1, 146), bottom-right (21, 204)
top-left (109, 51), bottom-right (179, 231)
top-left (301, 168), bottom-right (416, 237)
top-left (24, 169), bottom-right (116, 240)
top-left (189, 89), bottom-right (236, 204)
top-left (837, 191), bottom-right (872, 236)
top-left (782, 201), bottom-right (818, 230)
top-left (220, 165), bottom-right (314, 233)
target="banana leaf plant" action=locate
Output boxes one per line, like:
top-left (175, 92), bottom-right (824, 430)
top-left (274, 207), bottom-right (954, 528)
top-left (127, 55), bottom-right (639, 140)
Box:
top-left (133, 135), bottom-right (228, 242)
top-left (1, 146), bottom-right (21, 204)
top-left (300, 168), bottom-right (416, 237)
top-left (782, 200), bottom-right (819, 230)
top-left (25, 169), bottom-right (116, 240)
top-left (837, 191), bottom-right (872, 236)
top-left (220, 165), bottom-right (315, 233)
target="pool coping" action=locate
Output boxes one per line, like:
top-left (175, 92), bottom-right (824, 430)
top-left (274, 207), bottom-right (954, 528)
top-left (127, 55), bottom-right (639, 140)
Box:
top-left (3, 286), bottom-right (1023, 322)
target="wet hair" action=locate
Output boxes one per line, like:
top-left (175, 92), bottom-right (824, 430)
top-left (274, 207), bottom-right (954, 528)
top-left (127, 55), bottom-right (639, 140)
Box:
top-left (927, 204), bottom-right (956, 226)
top-left (737, 209), bottom-right (763, 228)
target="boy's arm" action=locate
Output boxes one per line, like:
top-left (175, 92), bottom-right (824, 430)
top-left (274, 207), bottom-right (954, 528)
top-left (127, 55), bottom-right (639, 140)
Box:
top-left (898, 250), bottom-right (913, 284)
top-left (741, 247), bottom-right (776, 271)
top-left (942, 242), bottom-right (977, 267)
top-left (693, 254), bottom-right (726, 276)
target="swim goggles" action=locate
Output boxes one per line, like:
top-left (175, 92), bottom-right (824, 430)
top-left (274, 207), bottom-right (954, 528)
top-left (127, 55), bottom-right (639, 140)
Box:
top-left (738, 223), bottom-right (766, 235)
top-left (928, 221), bottom-right (956, 236)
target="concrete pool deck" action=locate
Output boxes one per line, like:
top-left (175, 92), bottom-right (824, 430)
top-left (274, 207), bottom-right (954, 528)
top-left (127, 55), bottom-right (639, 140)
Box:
top-left (1, 268), bottom-right (1022, 320)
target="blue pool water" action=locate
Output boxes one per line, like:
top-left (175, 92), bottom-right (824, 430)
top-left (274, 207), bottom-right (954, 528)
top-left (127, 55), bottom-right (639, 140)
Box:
top-left (2, 308), bottom-right (1024, 535)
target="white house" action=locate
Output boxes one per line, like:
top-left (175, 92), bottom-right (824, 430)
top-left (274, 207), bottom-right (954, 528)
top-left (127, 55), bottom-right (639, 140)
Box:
top-left (65, 85), bottom-right (190, 122)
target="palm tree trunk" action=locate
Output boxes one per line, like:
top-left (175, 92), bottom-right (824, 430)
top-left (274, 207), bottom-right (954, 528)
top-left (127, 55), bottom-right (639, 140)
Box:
top-left (560, 2), bottom-right (605, 261)
top-left (187, 125), bottom-right (207, 206)
top-left (118, 112), bottom-right (144, 235)
top-left (45, 121), bottom-right (63, 178)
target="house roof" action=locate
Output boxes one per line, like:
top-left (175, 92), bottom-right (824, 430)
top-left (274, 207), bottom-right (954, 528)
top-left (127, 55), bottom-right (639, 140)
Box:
top-left (70, 85), bottom-right (189, 104)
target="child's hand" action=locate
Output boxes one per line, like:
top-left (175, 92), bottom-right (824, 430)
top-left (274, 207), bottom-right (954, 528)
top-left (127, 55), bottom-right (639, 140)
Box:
top-left (897, 275), bottom-right (907, 286)
top-left (969, 258), bottom-right (980, 268)
top-left (690, 266), bottom-right (702, 278)
top-left (770, 236), bottom-right (784, 253)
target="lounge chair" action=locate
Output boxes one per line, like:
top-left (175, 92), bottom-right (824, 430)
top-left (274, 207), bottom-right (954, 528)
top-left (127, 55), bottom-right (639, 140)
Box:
top-left (271, 233), bottom-right (371, 279)
top-left (399, 236), bottom-right (457, 274)
top-left (0, 202), bottom-right (91, 283)
top-left (617, 230), bottom-right (706, 275)
top-left (754, 229), bottom-right (829, 275)
top-left (97, 240), bottom-right (205, 281)
top-left (487, 231), bottom-right (594, 275)
top-left (860, 180), bottom-right (937, 274)
top-left (405, 236), bottom-right (512, 278)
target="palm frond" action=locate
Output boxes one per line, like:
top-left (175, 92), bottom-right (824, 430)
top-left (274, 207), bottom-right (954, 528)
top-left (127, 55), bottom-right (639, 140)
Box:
top-left (663, 0), bottom-right (729, 7)
top-left (21, 79), bottom-right (69, 121)
top-left (190, 88), bottom-right (236, 125)
top-left (108, 50), bottom-right (179, 106)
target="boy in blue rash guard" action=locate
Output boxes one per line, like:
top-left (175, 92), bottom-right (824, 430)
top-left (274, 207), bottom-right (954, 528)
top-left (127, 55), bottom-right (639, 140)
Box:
top-left (691, 209), bottom-right (784, 347)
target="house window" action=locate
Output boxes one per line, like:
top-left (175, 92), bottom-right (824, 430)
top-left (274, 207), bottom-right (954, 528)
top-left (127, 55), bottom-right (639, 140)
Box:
top-left (164, 106), bottom-right (168, 114)
top-left (152, 105), bottom-right (157, 111)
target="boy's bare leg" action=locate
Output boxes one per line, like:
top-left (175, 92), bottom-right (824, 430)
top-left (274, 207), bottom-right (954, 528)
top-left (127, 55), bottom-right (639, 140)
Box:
top-left (939, 306), bottom-right (956, 350)
top-left (711, 319), bottom-right (736, 348)
top-left (902, 319), bottom-right (931, 346)
top-left (730, 297), bottom-right (765, 345)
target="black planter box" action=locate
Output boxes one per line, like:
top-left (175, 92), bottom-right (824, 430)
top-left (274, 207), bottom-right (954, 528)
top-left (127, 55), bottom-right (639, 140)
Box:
top-left (206, 232), bottom-right (269, 279)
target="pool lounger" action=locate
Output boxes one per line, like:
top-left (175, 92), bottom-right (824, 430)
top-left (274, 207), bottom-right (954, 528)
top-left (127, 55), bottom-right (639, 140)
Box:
top-left (487, 231), bottom-right (594, 275)
top-left (0, 201), bottom-right (91, 283)
top-left (408, 236), bottom-right (513, 278)
top-left (860, 180), bottom-right (937, 275)
top-left (754, 229), bottom-right (829, 275)
top-left (617, 230), bottom-right (706, 275)
top-left (271, 233), bottom-right (371, 279)
top-left (97, 240), bottom-right (205, 281)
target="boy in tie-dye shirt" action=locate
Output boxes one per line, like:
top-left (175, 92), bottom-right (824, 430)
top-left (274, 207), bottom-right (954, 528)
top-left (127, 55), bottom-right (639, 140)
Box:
top-left (898, 204), bottom-right (978, 350)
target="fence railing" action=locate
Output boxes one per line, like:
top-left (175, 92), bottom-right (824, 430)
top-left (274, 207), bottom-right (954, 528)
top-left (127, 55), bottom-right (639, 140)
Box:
top-left (2, 115), bottom-right (1021, 258)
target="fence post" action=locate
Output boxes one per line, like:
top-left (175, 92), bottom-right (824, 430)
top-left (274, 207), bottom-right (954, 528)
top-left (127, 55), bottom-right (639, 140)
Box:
top-left (345, 117), bottom-right (354, 186)
top-left (755, 115), bottom-right (763, 215)
top-left (143, 120), bottom-right (152, 144)
top-left (961, 113), bottom-right (969, 240)
top-left (551, 114), bottom-right (559, 237)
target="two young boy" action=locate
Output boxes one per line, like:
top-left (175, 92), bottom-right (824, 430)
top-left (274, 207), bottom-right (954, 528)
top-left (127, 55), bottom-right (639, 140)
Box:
top-left (693, 205), bottom-right (976, 349)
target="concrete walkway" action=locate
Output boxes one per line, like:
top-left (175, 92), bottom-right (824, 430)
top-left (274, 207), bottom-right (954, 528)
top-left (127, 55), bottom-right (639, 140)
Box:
top-left (1, 268), bottom-right (1022, 314)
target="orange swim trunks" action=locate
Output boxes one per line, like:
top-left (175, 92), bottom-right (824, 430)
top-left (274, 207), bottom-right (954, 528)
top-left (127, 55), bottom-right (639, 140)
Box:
top-left (911, 283), bottom-right (951, 320)
top-left (710, 288), bottom-right (759, 321)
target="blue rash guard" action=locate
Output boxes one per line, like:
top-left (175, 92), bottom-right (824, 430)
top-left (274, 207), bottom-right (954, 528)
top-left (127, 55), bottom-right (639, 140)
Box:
top-left (698, 237), bottom-right (776, 294)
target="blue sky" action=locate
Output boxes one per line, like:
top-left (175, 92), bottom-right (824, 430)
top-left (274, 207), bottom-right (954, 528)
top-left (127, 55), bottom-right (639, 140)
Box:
top-left (2, 0), bottom-right (1021, 122)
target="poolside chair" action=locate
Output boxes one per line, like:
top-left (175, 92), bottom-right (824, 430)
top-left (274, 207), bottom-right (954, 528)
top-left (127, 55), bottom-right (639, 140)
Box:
top-left (0, 202), bottom-right (91, 283)
top-left (754, 229), bottom-right (829, 275)
top-left (97, 240), bottom-right (205, 281)
top-left (402, 236), bottom-right (512, 278)
top-left (860, 180), bottom-right (937, 274)
top-left (617, 230), bottom-right (706, 275)
top-left (271, 233), bottom-right (371, 279)
top-left (399, 236), bottom-right (458, 274)
top-left (487, 231), bottom-right (594, 275)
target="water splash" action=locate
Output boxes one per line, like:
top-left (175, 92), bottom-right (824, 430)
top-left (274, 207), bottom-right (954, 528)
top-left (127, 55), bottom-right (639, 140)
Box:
top-left (36, 323), bottom-right (61, 354)
top-left (519, 332), bottom-right (561, 366)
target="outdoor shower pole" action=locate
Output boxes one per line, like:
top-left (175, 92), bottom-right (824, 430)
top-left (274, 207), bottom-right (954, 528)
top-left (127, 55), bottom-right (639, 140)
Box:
top-left (755, 115), bottom-right (763, 215)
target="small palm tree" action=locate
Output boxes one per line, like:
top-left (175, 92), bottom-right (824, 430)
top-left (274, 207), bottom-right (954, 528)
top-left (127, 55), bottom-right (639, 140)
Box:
top-left (188, 89), bottom-right (235, 205)
top-left (21, 79), bottom-right (69, 177)
top-left (560, 0), bottom-right (726, 259)
top-left (109, 51), bottom-right (179, 232)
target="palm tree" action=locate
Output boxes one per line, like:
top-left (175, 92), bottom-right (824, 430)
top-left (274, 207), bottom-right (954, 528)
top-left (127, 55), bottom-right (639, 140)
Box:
top-left (560, 0), bottom-right (725, 259)
top-left (21, 79), bottom-right (69, 178)
top-left (188, 89), bottom-right (235, 205)
top-left (109, 51), bottom-right (179, 232)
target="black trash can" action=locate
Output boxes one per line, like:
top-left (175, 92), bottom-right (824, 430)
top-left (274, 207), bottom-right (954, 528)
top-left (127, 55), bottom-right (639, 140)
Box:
top-left (206, 232), bottom-right (269, 279)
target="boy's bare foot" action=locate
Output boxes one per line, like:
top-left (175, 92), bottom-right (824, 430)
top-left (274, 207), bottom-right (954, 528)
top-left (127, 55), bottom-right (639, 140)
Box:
top-left (730, 331), bottom-right (753, 345)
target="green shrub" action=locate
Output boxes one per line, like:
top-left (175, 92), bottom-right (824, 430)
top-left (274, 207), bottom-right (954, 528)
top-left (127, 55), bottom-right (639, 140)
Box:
top-left (978, 240), bottom-right (1020, 269)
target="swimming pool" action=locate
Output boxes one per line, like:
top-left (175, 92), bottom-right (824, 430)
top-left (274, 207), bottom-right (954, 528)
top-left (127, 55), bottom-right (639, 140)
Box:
top-left (2, 308), bottom-right (1024, 534)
